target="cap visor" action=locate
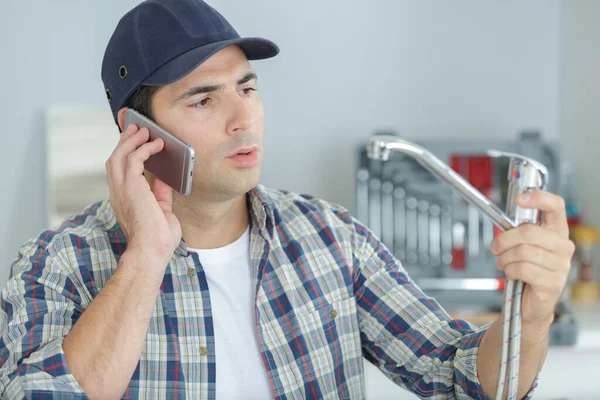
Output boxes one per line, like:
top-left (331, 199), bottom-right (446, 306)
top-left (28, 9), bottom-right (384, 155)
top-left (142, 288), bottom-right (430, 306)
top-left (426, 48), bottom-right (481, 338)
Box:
top-left (144, 37), bottom-right (279, 85)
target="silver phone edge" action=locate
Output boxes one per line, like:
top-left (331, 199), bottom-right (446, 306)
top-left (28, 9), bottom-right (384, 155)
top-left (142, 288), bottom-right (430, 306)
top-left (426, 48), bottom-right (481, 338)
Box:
top-left (182, 147), bottom-right (195, 196)
top-left (125, 109), bottom-right (193, 151)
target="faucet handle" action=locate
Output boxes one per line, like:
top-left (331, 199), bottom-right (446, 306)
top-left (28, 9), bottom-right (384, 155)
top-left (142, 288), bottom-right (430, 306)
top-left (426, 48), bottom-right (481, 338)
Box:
top-left (488, 150), bottom-right (549, 225)
top-left (487, 150), bottom-right (548, 191)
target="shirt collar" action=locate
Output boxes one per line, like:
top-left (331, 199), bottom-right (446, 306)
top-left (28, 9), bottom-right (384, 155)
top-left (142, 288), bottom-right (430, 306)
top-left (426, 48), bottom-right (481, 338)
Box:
top-left (173, 184), bottom-right (276, 258)
top-left (104, 184), bottom-right (276, 267)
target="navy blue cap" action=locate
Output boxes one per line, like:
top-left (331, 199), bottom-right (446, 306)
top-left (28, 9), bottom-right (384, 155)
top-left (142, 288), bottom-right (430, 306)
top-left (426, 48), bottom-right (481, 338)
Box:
top-left (101, 0), bottom-right (279, 124)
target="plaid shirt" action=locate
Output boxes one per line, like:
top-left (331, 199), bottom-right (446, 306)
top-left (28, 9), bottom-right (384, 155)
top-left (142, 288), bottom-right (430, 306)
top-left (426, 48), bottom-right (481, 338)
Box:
top-left (0, 185), bottom-right (536, 399)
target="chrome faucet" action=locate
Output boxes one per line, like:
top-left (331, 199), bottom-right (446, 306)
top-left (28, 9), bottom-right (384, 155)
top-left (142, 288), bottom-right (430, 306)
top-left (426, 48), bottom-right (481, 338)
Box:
top-left (366, 136), bottom-right (548, 231)
top-left (367, 135), bottom-right (548, 399)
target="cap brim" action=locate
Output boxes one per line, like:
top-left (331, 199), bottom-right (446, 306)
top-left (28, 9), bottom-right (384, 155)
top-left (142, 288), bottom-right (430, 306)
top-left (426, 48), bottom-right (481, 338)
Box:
top-left (144, 37), bottom-right (279, 86)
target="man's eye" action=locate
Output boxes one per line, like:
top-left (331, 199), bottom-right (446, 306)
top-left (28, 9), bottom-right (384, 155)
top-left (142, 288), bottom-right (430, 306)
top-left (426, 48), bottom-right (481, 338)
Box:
top-left (240, 87), bottom-right (256, 95)
top-left (192, 98), bottom-right (211, 108)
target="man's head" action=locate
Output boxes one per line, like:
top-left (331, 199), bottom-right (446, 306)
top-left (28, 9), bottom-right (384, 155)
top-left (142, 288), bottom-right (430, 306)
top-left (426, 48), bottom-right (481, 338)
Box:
top-left (101, 0), bottom-right (278, 200)
top-left (119, 45), bottom-right (265, 200)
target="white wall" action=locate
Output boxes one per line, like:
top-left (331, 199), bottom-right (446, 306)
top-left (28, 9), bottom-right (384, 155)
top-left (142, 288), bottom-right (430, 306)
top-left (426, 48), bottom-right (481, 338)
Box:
top-left (0, 1), bottom-right (144, 287)
top-left (560, 0), bottom-right (600, 282)
top-left (0, 0), bottom-right (561, 288)
top-left (219, 0), bottom-right (561, 210)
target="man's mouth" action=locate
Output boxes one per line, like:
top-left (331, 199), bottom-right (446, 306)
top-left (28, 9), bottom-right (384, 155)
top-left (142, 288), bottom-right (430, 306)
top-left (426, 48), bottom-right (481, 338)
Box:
top-left (229, 146), bottom-right (258, 157)
top-left (228, 146), bottom-right (260, 167)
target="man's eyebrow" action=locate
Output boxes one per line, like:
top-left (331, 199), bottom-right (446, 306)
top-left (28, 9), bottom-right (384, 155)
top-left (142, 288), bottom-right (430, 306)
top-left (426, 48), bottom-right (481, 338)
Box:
top-left (173, 83), bottom-right (225, 104)
top-left (238, 71), bottom-right (257, 85)
top-left (173, 72), bottom-right (258, 104)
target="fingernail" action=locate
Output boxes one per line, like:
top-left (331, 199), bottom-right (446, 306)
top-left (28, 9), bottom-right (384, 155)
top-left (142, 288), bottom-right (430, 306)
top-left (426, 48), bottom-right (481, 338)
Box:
top-left (521, 193), bottom-right (531, 204)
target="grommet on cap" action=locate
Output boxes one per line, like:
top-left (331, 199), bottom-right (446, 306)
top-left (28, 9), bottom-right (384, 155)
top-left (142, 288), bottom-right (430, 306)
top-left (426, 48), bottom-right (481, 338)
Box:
top-left (105, 89), bottom-right (112, 102)
top-left (119, 65), bottom-right (128, 79)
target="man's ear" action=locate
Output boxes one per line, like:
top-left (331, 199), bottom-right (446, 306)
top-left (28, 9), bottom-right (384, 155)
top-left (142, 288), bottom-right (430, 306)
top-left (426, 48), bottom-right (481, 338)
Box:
top-left (117, 107), bottom-right (128, 132)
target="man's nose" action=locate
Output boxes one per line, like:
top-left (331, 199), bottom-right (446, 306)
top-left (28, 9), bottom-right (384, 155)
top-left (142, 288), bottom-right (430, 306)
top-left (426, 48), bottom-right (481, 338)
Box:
top-left (226, 95), bottom-right (254, 136)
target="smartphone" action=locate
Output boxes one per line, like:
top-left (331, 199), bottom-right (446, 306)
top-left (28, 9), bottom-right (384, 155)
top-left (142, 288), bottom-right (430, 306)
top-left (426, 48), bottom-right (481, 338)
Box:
top-left (124, 108), bottom-right (195, 196)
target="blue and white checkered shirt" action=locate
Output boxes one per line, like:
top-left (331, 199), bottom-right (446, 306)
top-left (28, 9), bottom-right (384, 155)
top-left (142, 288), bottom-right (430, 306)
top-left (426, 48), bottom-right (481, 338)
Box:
top-left (0, 185), bottom-right (535, 399)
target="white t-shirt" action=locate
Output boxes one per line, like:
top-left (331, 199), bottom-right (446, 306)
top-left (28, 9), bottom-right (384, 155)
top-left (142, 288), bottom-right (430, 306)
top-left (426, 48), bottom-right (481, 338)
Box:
top-left (188, 226), bottom-right (272, 400)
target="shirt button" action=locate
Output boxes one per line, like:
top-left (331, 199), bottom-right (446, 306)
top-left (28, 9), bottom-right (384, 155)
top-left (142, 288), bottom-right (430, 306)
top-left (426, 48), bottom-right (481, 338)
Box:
top-left (187, 267), bottom-right (196, 277)
top-left (330, 309), bottom-right (338, 319)
top-left (199, 346), bottom-right (208, 356)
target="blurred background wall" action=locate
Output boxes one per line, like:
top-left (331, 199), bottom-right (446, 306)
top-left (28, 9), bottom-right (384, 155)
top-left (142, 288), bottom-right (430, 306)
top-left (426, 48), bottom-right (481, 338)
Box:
top-left (0, 0), bottom-right (561, 285)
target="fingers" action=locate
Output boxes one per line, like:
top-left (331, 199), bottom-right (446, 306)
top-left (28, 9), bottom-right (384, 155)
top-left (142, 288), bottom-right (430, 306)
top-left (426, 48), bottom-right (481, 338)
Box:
top-left (113, 127), bottom-right (151, 171)
top-left (107, 123), bottom-right (161, 189)
top-left (497, 244), bottom-right (561, 273)
top-left (106, 124), bottom-right (147, 185)
top-left (125, 138), bottom-right (164, 178)
top-left (152, 178), bottom-right (173, 212)
top-left (516, 191), bottom-right (568, 236)
top-left (491, 224), bottom-right (572, 256)
top-left (502, 261), bottom-right (566, 294)
top-left (119, 121), bottom-right (140, 141)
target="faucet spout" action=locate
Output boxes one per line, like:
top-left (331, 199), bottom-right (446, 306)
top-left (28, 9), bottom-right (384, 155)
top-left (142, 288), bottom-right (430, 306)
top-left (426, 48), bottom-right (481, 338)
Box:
top-left (366, 135), bottom-right (517, 231)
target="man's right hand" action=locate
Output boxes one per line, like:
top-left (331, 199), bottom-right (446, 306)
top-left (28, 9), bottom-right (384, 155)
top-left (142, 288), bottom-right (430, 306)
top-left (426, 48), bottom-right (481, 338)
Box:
top-left (105, 122), bottom-right (182, 262)
top-left (60, 122), bottom-right (184, 398)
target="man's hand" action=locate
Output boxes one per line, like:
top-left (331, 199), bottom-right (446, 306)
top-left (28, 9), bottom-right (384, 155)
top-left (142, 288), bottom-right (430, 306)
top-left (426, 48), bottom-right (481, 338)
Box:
top-left (64, 122), bottom-right (185, 398)
top-left (105, 122), bottom-right (182, 262)
top-left (491, 191), bottom-right (575, 326)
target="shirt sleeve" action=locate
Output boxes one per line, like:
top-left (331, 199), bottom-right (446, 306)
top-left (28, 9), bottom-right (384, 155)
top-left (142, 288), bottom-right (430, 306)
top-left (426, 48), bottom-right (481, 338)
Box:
top-left (0, 238), bottom-right (88, 399)
top-left (349, 218), bottom-right (538, 399)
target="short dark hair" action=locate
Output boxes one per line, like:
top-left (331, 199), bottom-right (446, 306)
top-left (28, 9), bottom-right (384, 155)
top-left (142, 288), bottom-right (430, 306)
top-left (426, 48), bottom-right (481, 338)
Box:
top-left (120, 85), bottom-right (162, 131)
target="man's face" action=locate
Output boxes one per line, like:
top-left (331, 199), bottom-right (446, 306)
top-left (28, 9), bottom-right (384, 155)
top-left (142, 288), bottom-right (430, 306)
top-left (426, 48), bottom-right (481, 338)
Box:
top-left (151, 45), bottom-right (265, 201)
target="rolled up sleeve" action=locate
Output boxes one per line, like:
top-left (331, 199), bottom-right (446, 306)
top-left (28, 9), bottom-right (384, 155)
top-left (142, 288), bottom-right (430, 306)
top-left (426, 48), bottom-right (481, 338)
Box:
top-left (0, 239), bottom-right (88, 399)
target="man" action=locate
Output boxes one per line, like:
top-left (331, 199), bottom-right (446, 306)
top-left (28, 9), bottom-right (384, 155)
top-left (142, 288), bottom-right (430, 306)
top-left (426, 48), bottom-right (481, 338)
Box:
top-left (0, 0), bottom-right (574, 399)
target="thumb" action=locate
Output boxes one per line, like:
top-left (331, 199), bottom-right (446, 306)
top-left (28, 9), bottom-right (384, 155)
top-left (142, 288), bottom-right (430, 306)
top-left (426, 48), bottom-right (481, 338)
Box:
top-left (151, 178), bottom-right (173, 213)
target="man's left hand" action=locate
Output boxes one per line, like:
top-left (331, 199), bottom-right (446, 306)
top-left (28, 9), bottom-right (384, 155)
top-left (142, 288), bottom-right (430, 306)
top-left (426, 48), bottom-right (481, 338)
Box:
top-left (491, 191), bottom-right (576, 327)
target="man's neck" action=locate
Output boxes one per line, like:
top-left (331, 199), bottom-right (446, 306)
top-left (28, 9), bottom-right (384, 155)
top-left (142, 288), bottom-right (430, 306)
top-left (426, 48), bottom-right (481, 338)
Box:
top-left (173, 193), bottom-right (249, 250)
